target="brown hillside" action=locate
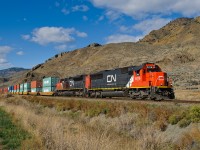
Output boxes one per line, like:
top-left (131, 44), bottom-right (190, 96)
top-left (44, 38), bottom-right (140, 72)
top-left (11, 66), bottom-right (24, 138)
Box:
top-left (23, 43), bottom-right (161, 80)
top-left (139, 17), bottom-right (200, 45)
top-left (2, 16), bottom-right (200, 91)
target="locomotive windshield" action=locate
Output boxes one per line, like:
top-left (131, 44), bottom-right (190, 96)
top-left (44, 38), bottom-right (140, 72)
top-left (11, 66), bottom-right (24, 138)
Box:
top-left (147, 65), bottom-right (161, 72)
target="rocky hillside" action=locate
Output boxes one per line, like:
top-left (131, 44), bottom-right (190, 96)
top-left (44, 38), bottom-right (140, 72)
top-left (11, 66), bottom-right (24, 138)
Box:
top-left (3, 16), bottom-right (200, 89)
top-left (139, 17), bottom-right (200, 45)
top-left (0, 67), bottom-right (29, 78)
top-left (0, 68), bottom-right (29, 86)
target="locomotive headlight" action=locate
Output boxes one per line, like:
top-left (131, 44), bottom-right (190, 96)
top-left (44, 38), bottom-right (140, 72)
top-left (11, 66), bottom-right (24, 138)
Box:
top-left (158, 76), bottom-right (164, 80)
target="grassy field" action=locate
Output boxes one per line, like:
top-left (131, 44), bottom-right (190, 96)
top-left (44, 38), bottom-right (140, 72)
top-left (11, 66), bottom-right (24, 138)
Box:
top-left (0, 106), bottom-right (30, 149)
top-left (0, 94), bottom-right (200, 149)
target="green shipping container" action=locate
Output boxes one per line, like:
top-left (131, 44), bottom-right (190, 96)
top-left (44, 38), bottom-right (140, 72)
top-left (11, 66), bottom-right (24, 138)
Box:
top-left (24, 82), bottom-right (31, 92)
top-left (31, 88), bottom-right (42, 92)
top-left (42, 87), bottom-right (56, 92)
top-left (24, 89), bottom-right (31, 92)
top-left (43, 77), bottom-right (59, 87)
top-left (20, 84), bottom-right (24, 92)
top-left (24, 83), bottom-right (31, 89)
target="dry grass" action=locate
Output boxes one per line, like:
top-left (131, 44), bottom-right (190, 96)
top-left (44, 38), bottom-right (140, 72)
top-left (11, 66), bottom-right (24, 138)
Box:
top-left (21, 95), bottom-right (175, 120)
top-left (175, 89), bottom-right (200, 100)
top-left (1, 95), bottom-right (200, 149)
top-left (0, 101), bottom-right (121, 149)
top-left (174, 125), bottom-right (200, 149)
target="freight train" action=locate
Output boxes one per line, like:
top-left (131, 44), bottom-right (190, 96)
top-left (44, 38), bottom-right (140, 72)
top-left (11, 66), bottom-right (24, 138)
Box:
top-left (0, 63), bottom-right (175, 100)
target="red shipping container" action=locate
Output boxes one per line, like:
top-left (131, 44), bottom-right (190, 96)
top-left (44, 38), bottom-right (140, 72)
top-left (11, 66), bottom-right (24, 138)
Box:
top-left (14, 85), bottom-right (17, 90)
top-left (31, 81), bottom-right (42, 88)
top-left (4, 87), bottom-right (8, 93)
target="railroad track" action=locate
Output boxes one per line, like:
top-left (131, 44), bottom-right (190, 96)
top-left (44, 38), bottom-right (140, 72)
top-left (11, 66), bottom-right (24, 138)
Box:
top-left (19, 95), bottom-right (200, 105)
top-left (162, 99), bottom-right (200, 104)
top-left (131, 99), bottom-right (200, 104)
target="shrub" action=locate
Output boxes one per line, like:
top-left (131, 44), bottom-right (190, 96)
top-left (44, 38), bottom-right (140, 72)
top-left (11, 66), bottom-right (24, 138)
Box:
top-left (168, 114), bottom-right (182, 125)
top-left (68, 111), bottom-right (81, 119)
top-left (56, 103), bottom-right (65, 111)
top-left (178, 118), bottom-right (191, 128)
top-left (188, 106), bottom-right (200, 123)
top-left (155, 120), bottom-right (167, 131)
top-left (102, 107), bottom-right (109, 115)
top-left (86, 108), bottom-right (101, 117)
top-left (168, 106), bottom-right (200, 128)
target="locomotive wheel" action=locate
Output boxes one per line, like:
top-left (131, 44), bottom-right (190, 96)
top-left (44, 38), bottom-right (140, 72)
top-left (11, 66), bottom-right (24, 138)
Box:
top-left (154, 96), bottom-right (162, 101)
top-left (85, 93), bottom-right (89, 98)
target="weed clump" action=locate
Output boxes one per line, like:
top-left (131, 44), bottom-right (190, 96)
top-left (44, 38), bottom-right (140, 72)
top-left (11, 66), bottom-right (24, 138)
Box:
top-left (178, 118), bottom-right (191, 128)
top-left (168, 114), bottom-right (183, 125)
top-left (189, 106), bottom-right (200, 122)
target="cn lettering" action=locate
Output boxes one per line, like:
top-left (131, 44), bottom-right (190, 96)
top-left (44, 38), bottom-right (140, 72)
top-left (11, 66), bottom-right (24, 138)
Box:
top-left (107, 74), bottom-right (116, 83)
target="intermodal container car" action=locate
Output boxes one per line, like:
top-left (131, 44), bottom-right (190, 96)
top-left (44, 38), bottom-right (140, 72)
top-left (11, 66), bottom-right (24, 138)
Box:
top-left (43, 77), bottom-right (59, 87)
top-left (4, 87), bottom-right (8, 93)
top-left (31, 81), bottom-right (42, 88)
top-left (20, 84), bottom-right (24, 92)
top-left (24, 83), bottom-right (31, 92)
top-left (42, 87), bottom-right (56, 92)
top-left (17, 84), bottom-right (20, 92)
top-left (31, 88), bottom-right (42, 92)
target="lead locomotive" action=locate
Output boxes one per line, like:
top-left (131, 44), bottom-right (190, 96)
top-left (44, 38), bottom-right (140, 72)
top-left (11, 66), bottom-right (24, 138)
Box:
top-left (56, 63), bottom-right (175, 100)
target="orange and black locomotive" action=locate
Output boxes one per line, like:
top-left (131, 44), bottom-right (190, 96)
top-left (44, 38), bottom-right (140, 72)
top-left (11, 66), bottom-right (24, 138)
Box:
top-left (55, 63), bottom-right (175, 100)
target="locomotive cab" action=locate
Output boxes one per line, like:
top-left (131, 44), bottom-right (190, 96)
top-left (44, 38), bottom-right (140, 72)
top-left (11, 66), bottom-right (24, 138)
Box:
top-left (146, 64), bottom-right (167, 87)
top-left (131, 63), bottom-right (171, 88)
top-left (130, 63), bottom-right (175, 100)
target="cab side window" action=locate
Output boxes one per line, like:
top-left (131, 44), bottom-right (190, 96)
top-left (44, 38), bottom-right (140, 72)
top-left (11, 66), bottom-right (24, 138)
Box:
top-left (136, 70), bottom-right (140, 76)
top-left (143, 69), bottom-right (146, 74)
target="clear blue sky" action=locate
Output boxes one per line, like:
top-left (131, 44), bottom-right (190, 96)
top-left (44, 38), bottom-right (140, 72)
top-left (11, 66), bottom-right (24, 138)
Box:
top-left (0, 0), bottom-right (199, 69)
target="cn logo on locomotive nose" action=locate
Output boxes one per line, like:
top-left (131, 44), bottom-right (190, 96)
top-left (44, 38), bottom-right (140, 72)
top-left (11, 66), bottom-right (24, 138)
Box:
top-left (69, 80), bottom-right (74, 86)
top-left (107, 74), bottom-right (117, 83)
